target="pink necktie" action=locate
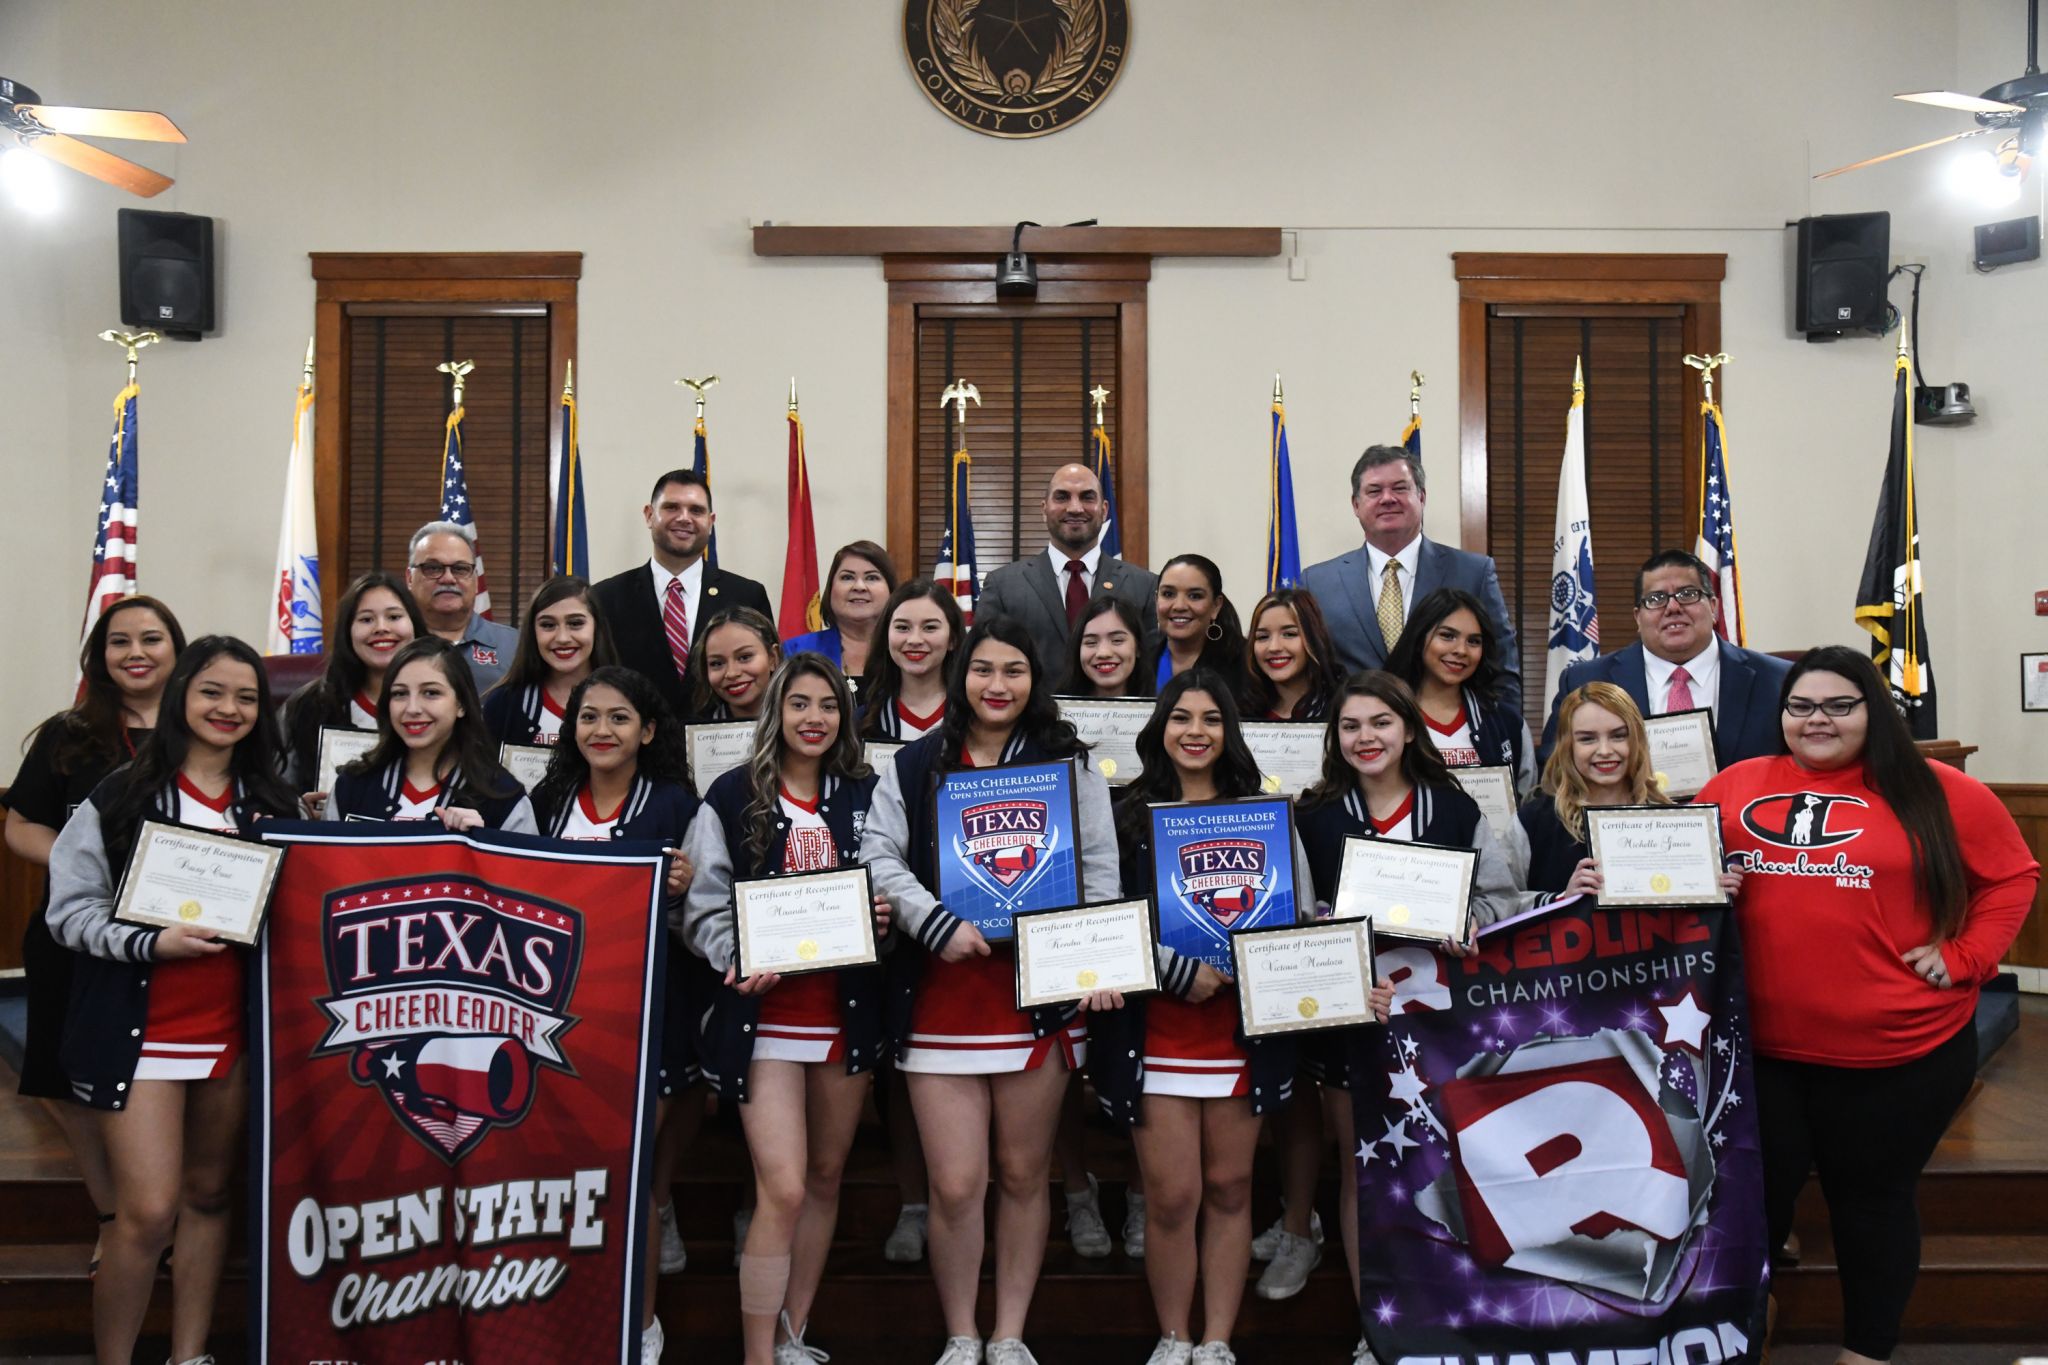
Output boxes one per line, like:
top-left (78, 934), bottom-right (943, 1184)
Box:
top-left (664, 578), bottom-right (691, 681)
top-left (1666, 666), bottom-right (1695, 713)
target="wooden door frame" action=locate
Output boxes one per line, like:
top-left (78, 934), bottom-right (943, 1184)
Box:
top-left (1452, 253), bottom-right (1725, 554)
top-left (309, 251), bottom-right (582, 632)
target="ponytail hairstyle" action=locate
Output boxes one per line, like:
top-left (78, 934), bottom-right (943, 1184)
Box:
top-left (493, 575), bottom-right (620, 695)
top-left (1384, 587), bottom-right (1509, 706)
top-left (530, 665), bottom-right (689, 820)
top-left (1786, 645), bottom-right (1966, 937)
top-left (1238, 588), bottom-right (1345, 720)
top-left (859, 578), bottom-right (965, 736)
top-left (686, 607), bottom-right (782, 718)
top-left (1300, 670), bottom-right (1454, 807)
top-left (347, 636), bottom-right (518, 803)
top-left (1112, 668), bottom-right (1264, 855)
top-left (741, 653), bottom-right (870, 869)
top-left (934, 615), bottom-right (1084, 773)
top-left (1058, 595), bottom-right (1155, 698)
top-left (1541, 681), bottom-right (1668, 842)
top-left (29, 595), bottom-right (186, 777)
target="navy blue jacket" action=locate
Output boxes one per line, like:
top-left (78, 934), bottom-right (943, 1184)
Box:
top-left (481, 683), bottom-right (567, 750)
top-left (329, 759), bottom-right (534, 832)
top-left (1537, 640), bottom-right (1791, 770)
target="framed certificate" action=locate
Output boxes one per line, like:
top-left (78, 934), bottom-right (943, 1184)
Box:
top-left (1241, 721), bottom-right (1326, 798)
top-left (934, 759), bottom-right (1081, 941)
top-left (1585, 804), bottom-right (1728, 906)
top-left (114, 819), bottom-right (285, 945)
top-left (1151, 797), bottom-right (1299, 971)
top-left (1331, 836), bottom-right (1476, 944)
top-left (1013, 898), bottom-right (1159, 1008)
top-left (1643, 708), bottom-right (1719, 800)
top-left (1450, 765), bottom-right (1517, 837)
top-left (733, 865), bottom-right (878, 978)
top-left (498, 742), bottom-right (555, 792)
top-left (686, 721), bottom-right (756, 794)
top-left (1233, 919), bottom-right (1377, 1037)
top-left (1057, 696), bottom-right (1153, 785)
top-left (2023, 653), bottom-right (2048, 713)
top-left (865, 740), bottom-right (906, 770)
top-left (315, 726), bottom-right (377, 795)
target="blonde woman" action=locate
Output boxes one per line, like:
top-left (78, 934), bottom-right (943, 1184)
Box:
top-left (1518, 681), bottom-right (1668, 898)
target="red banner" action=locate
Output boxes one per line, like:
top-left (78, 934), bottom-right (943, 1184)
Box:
top-left (253, 824), bottom-right (666, 1365)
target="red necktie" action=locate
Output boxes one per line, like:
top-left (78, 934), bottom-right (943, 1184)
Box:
top-left (664, 578), bottom-right (691, 681)
top-left (1666, 665), bottom-right (1695, 713)
top-left (1064, 559), bottom-right (1090, 629)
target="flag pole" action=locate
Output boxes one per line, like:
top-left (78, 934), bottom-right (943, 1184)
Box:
top-left (98, 328), bottom-right (162, 383)
top-left (789, 376), bottom-right (799, 415)
top-left (679, 374), bottom-right (720, 420)
top-left (1682, 351), bottom-right (1730, 407)
top-left (1408, 369), bottom-right (1424, 415)
top-left (562, 357), bottom-right (574, 401)
top-left (1090, 383), bottom-right (1109, 430)
top-left (436, 358), bottom-right (474, 408)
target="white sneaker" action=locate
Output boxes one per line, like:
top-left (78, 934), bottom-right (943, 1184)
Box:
top-left (884, 1202), bottom-right (929, 1263)
top-left (933, 1336), bottom-right (983, 1365)
top-left (1353, 1339), bottom-right (1380, 1365)
top-left (1251, 1209), bottom-right (1324, 1260)
top-left (657, 1201), bottom-right (687, 1274)
top-left (167, 1358), bottom-right (218, 1365)
top-left (1253, 1229), bottom-right (1322, 1300)
top-left (641, 1317), bottom-right (665, 1364)
top-left (1190, 1344), bottom-right (1236, 1365)
top-left (1143, 1335), bottom-right (1193, 1365)
top-left (1065, 1173), bottom-right (1112, 1258)
top-left (733, 1206), bottom-right (753, 1268)
top-left (1121, 1190), bottom-right (1147, 1258)
top-left (985, 1340), bottom-right (1039, 1365)
top-left (775, 1310), bottom-right (831, 1364)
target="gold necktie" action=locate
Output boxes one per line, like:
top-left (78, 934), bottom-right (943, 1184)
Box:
top-left (1378, 559), bottom-right (1405, 649)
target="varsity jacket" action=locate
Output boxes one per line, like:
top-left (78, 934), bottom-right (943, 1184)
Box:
top-left (326, 760), bottom-right (537, 834)
top-left (1295, 783), bottom-right (1520, 928)
top-left (482, 683), bottom-right (566, 749)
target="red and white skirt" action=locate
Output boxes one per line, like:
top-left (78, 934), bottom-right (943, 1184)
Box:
top-left (754, 971), bottom-right (846, 1065)
top-left (899, 950), bottom-right (1085, 1075)
top-left (1142, 992), bottom-right (1248, 1098)
top-left (135, 952), bottom-right (245, 1081)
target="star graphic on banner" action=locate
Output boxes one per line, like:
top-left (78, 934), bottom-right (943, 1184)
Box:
top-left (1657, 987), bottom-right (1712, 1054)
top-left (1372, 1298), bottom-right (1399, 1325)
top-left (1712, 1130), bottom-right (1727, 1148)
top-left (1400, 1036), bottom-right (1420, 1062)
top-left (1381, 1116), bottom-right (1418, 1157)
top-left (1356, 1138), bottom-right (1379, 1168)
top-left (382, 1054), bottom-right (406, 1079)
top-left (1713, 1034), bottom-right (1731, 1057)
top-left (1387, 1063), bottom-right (1427, 1110)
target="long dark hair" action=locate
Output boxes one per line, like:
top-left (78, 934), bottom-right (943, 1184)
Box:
top-left (1156, 553), bottom-right (1246, 685)
top-left (1239, 588), bottom-right (1345, 720)
top-left (345, 636), bottom-right (518, 803)
top-left (286, 571), bottom-right (423, 723)
top-left (27, 595), bottom-right (186, 777)
top-left (1300, 670), bottom-right (1454, 807)
top-left (1385, 587), bottom-right (1509, 706)
top-left (820, 540), bottom-right (901, 632)
top-left (934, 615), bottom-right (1085, 772)
top-left (1787, 646), bottom-right (1966, 937)
top-left (687, 607), bottom-right (781, 718)
top-left (100, 635), bottom-right (296, 842)
top-left (742, 654), bottom-right (871, 868)
top-left (492, 575), bottom-right (620, 695)
top-left (530, 665), bottom-right (690, 820)
top-left (1112, 669), bottom-right (1264, 854)
top-left (859, 579), bottom-right (965, 735)
top-left (1058, 596), bottom-right (1156, 698)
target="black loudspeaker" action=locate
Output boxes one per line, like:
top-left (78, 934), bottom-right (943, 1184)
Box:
top-left (1792, 211), bottom-right (1889, 338)
top-left (117, 208), bottom-right (215, 338)
top-left (1975, 216), bottom-right (2041, 269)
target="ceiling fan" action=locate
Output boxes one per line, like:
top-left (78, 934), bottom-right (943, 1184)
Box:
top-left (0, 76), bottom-right (185, 198)
top-left (1814, 0), bottom-right (2047, 185)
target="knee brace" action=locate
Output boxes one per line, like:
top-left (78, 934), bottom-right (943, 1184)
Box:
top-left (737, 1251), bottom-right (791, 1316)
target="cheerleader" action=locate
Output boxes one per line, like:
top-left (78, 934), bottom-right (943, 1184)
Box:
top-left (279, 571), bottom-right (423, 800)
top-left (45, 636), bottom-right (297, 1365)
top-left (6, 596), bottom-right (183, 1279)
top-left (481, 574), bottom-right (620, 748)
top-left (858, 615), bottom-right (1120, 1365)
top-left (684, 654), bottom-right (892, 1365)
top-left (1239, 588), bottom-right (1343, 722)
top-left (688, 607), bottom-right (783, 722)
top-left (1059, 597), bottom-right (1153, 699)
top-left (859, 579), bottom-right (962, 741)
top-left (1521, 682), bottom-right (1669, 899)
top-left (325, 636), bottom-right (535, 833)
top-left (784, 540), bottom-right (899, 679)
top-left (1151, 555), bottom-right (1246, 696)
top-left (1384, 588), bottom-right (1536, 796)
top-left (528, 665), bottom-right (698, 1365)
top-left (1087, 670), bottom-right (1337, 1365)
top-left (1294, 672), bottom-right (1518, 1365)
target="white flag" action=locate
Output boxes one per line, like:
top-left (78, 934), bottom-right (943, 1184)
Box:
top-left (267, 351), bottom-right (322, 655)
top-left (1544, 360), bottom-right (1598, 715)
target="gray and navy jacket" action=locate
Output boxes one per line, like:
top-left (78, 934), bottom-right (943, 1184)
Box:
top-left (326, 759), bottom-right (537, 834)
top-left (683, 765), bottom-right (884, 1101)
top-left (1295, 783), bottom-right (1521, 928)
top-left (1461, 685), bottom-right (1539, 799)
top-left (857, 729), bottom-right (1121, 1057)
top-left (481, 683), bottom-right (565, 750)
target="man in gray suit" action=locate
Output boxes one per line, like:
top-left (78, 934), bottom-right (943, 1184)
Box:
top-left (1301, 444), bottom-right (1522, 711)
top-left (976, 463), bottom-right (1158, 676)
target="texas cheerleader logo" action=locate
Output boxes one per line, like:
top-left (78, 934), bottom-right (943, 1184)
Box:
top-left (314, 878), bottom-right (582, 1162)
top-left (1172, 838), bottom-right (1271, 929)
top-left (959, 798), bottom-right (1052, 888)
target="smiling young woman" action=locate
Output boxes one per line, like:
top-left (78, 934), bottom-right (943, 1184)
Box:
top-left (280, 572), bottom-right (424, 795)
top-left (859, 579), bottom-right (964, 742)
top-left (689, 608), bottom-right (785, 723)
top-left (482, 575), bottom-right (622, 748)
top-left (1238, 589), bottom-right (1344, 723)
top-left (1151, 555), bottom-right (1246, 697)
top-left (1061, 596), bottom-right (1154, 700)
top-left (1384, 587), bottom-right (1534, 796)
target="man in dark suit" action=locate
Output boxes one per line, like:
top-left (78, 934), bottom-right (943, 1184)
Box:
top-left (590, 469), bottom-right (774, 721)
top-left (1301, 444), bottom-right (1522, 710)
top-left (1538, 548), bottom-right (1790, 768)
top-left (975, 462), bottom-right (1157, 677)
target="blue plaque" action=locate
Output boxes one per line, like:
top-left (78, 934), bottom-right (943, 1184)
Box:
top-left (933, 759), bottom-right (1081, 942)
top-left (1150, 797), bottom-right (1299, 972)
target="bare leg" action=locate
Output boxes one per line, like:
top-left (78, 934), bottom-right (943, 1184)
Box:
top-left (167, 1061), bottom-right (244, 1363)
top-left (1323, 1085), bottom-right (1361, 1301)
top-left (1196, 1097), bottom-right (1262, 1344)
top-left (1131, 1095), bottom-right (1202, 1342)
top-left (908, 1071), bottom-right (993, 1340)
top-left (1273, 1089), bottom-right (1322, 1236)
top-left (643, 1097), bottom-right (672, 1331)
top-left (1052, 1074), bottom-right (1089, 1195)
top-left (884, 1064), bottom-right (929, 1204)
top-left (780, 1064), bottom-right (873, 1335)
top-left (95, 1082), bottom-right (187, 1365)
top-left (738, 1062), bottom-right (810, 1365)
top-left (987, 1059), bottom-right (1071, 1342)
top-left (41, 1098), bottom-right (118, 1235)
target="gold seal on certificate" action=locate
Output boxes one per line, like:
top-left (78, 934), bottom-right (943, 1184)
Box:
top-left (115, 819), bottom-right (286, 945)
top-left (1013, 899), bottom-right (1159, 1009)
top-left (687, 721), bottom-right (757, 794)
top-left (1232, 920), bottom-right (1377, 1037)
top-left (1450, 765), bottom-right (1518, 837)
top-left (1585, 805), bottom-right (1728, 906)
top-left (1241, 722), bottom-right (1326, 799)
top-left (315, 726), bottom-right (377, 795)
top-left (1058, 697), bottom-right (1151, 786)
top-left (1642, 708), bottom-right (1719, 800)
top-left (498, 742), bottom-right (554, 792)
top-left (733, 865), bottom-right (878, 978)
top-left (1330, 836), bottom-right (1477, 944)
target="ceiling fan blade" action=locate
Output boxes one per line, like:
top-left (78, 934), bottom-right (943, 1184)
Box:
top-left (1894, 89), bottom-right (2026, 115)
top-left (1812, 128), bottom-right (1991, 180)
top-left (27, 132), bottom-right (174, 196)
top-left (15, 103), bottom-right (187, 142)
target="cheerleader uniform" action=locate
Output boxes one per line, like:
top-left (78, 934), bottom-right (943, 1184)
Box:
top-left (864, 695), bottom-right (945, 742)
top-left (482, 681), bottom-right (570, 747)
top-left (684, 766), bottom-right (886, 1103)
top-left (858, 731), bottom-right (1118, 1075)
top-left (1418, 686), bottom-right (1537, 798)
top-left (280, 682), bottom-right (380, 791)
top-left (326, 759), bottom-right (538, 833)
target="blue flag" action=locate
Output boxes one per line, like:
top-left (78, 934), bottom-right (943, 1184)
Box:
top-left (1089, 424), bottom-right (1122, 561)
top-left (552, 371), bottom-right (589, 578)
top-left (1266, 395), bottom-right (1301, 591)
top-left (692, 415), bottom-right (719, 571)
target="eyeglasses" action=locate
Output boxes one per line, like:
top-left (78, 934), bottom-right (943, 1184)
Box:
top-left (412, 561), bottom-right (476, 581)
top-left (1783, 697), bottom-right (1866, 718)
top-left (1636, 587), bottom-right (1712, 610)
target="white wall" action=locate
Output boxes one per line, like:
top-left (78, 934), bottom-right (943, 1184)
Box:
top-left (2, 0), bottom-right (2040, 778)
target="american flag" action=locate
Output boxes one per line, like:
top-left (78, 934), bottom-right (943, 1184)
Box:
top-left (933, 447), bottom-right (978, 623)
top-left (81, 381), bottom-right (141, 641)
top-left (439, 403), bottom-right (493, 619)
top-left (1695, 402), bottom-right (1744, 645)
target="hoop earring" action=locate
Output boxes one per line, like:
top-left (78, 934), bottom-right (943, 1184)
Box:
top-left (1206, 621), bottom-right (1224, 642)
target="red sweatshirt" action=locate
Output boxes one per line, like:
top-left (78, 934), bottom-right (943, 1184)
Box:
top-left (1698, 754), bottom-right (2038, 1068)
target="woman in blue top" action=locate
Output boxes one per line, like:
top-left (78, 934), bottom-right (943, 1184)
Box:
top-left (1151, 554), bottom-right (1246, 697)
top-left (783, 540), bottom-right (898, 683)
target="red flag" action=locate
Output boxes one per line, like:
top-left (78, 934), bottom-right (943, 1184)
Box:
top-left (779, 407), bottom-right (822, 638)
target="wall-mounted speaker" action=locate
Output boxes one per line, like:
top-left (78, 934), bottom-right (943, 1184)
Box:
top-left (1791, 211), bottom-right (1889, 340)
top-left (1975, 216), bottom-right (2041, 270)
top-left (117, 208), bottom-right (215, 338)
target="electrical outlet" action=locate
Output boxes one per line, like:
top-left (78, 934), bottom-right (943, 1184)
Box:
top-left (1288, 255), bottom-right (1308, 282)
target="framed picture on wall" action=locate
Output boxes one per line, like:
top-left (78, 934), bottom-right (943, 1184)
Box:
top-left (2022, 653), bottom-right (2048, 713)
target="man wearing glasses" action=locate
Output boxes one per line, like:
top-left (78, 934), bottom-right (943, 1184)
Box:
top-left (1538, 548), bottom-right (1790, 768)
top-left (406, 521), bottom-right (519, 692)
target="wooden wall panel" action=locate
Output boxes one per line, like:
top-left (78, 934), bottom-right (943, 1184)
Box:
top-left (1991, 783), bottom-right (2048, 969)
